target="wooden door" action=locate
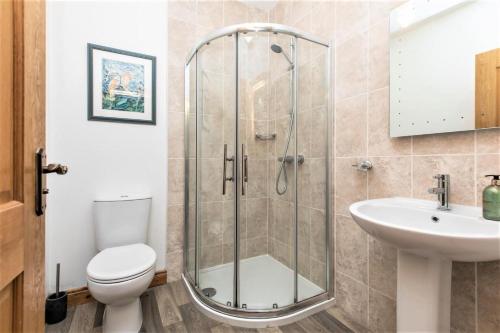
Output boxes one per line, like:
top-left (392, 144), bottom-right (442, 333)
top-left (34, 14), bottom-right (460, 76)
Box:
top-left (0, 0), bottom-right (46, 331)
top-left (476, 48), bottom-right (500, 128)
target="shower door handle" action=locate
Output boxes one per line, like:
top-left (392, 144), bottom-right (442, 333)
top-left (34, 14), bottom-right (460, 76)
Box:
top-left (222, 144), bottom-right (234, 195)
top-left (241, 144), bottom-right (248, 195)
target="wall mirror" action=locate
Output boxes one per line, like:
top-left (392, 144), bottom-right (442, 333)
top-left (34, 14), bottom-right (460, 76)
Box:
top-left (389, 0), bottom-right (500, 137)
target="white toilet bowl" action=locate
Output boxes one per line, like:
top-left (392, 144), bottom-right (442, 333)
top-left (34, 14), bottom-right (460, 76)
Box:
top-left (87, 243), bottom-right (156, 333)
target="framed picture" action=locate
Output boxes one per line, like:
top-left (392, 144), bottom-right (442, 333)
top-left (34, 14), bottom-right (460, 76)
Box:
top-left (87, 43), bottom-right (156, 125)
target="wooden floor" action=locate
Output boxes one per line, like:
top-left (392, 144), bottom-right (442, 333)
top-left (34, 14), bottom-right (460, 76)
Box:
top-left (46, 280), bottom-right (355, 333)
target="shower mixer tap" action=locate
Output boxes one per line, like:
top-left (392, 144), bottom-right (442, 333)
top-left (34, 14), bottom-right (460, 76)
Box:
top-left (277, 155), bottom-right (304, 165)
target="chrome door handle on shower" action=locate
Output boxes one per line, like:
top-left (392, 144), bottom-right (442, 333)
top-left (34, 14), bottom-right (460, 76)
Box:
top-left (222, 144), bottom-right (234, 195)
top-left (241, 144), bottom-right (248, 195)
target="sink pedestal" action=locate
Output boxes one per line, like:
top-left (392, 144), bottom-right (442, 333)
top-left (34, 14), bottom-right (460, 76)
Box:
top-left (397, 251), bottom-right (452, 333)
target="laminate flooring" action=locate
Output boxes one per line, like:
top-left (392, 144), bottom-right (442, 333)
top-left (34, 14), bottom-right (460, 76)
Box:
top-left (46, 280), bottom-right (355, 333)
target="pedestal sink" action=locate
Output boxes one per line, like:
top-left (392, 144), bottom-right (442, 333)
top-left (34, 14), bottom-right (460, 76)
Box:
top-left (349, 197), bottom-right (500, 333)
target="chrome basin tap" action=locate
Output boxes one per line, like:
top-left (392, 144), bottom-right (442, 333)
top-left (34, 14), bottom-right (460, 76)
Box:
top-left (428, 174), bottom-right (450, 210)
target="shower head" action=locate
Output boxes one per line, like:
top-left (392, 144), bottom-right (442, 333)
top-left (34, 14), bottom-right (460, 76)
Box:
top-left (270, 43), bottom-right (294, 68)
top-left (271, 44), bottom-right (283, 54)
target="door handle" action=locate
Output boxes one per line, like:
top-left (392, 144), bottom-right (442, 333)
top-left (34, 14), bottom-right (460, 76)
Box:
top-left (35, 148), bottom-right (69, 216)
top-left (43, 164), bottom-right (68, 175)
top-left (222, 144), bottom-right (234, 195)
top-left (241, 144), bottom-right (248, 196)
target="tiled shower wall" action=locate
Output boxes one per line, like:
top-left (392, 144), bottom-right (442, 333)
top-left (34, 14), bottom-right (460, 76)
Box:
top-left (167, 1), bottom-right (500, 332)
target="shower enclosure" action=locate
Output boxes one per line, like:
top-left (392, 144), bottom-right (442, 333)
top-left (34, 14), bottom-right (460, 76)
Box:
top-left (183, 23), bottom-right (332, 322)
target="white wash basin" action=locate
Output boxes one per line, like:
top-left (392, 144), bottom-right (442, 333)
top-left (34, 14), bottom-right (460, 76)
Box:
top-left (349, 197), bottom-right (500, 333)
top-left (349, 197), bottom-right (500, 262)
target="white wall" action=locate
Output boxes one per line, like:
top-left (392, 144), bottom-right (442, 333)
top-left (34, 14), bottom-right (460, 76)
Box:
top-left (46, 1), bottom-right (167, 293)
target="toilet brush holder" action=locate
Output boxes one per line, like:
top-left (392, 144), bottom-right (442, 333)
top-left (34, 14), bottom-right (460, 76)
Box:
top-left (45, 263), bottom-right (67, 324)
top-left (45, 291), bottom-right (67, 324)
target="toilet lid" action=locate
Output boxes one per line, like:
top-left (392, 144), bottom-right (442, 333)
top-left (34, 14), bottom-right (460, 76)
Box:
top-left (87, 243), bottom-right (156, 282)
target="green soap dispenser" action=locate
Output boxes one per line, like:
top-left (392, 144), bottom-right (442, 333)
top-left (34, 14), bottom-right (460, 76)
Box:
top-left (483, 175), bottom-right (500, 221)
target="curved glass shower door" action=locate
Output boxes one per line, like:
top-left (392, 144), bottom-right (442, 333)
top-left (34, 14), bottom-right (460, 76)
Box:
top-left (196, 35), bottom-right (236, 307)
top-left (184, 23), bottom-right (331, 317)
top-left (238, 31), bottom-right (297, 310)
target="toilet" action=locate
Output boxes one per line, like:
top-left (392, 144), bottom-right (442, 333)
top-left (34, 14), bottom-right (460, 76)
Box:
top-left (87, 195), bottom-right (156, 333)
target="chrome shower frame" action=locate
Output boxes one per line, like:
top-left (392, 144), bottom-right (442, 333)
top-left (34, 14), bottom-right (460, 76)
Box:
top-left (183, 23), bottom-right (333, 321)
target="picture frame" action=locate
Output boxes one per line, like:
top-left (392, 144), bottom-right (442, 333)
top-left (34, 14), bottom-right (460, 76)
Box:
top-left (87, 43), bottom-right (156, 125)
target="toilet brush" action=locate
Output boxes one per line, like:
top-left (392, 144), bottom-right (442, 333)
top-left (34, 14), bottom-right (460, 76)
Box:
top-left (56, 263), bottom-right (60, 298)
top-left (45, 263), bottom-right (68, 324)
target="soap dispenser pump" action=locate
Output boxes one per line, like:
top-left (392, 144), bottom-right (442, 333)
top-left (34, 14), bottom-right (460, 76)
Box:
top-left (483, 175), bottom-right (500, 221)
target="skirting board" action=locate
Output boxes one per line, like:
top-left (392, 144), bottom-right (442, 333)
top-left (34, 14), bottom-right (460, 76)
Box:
top-left (67, 270), bottom-right (167, 306)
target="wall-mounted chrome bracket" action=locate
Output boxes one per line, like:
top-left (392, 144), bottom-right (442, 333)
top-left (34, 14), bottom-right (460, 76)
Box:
top-left (352, 160), bottom-right (373, 172)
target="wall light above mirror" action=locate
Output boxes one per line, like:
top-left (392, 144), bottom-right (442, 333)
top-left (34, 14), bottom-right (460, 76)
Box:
top-left (390, 0), bottom-right (500, 137)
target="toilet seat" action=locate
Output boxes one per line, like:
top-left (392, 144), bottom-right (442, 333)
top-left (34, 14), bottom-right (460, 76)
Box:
top-left (87, 243), bottom-right (156, 284)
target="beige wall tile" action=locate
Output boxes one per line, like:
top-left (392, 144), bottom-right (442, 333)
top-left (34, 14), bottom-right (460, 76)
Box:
top-left (223, 1), bottom-right (248, 26)
top-left (335, 157), bottom-right (367, 216)
top-left (368, 289), bottom-right (396, 333)
top-left (168, 65), bottom-right (185, 114)
top-left (311, 54), bottom-right (329, 109)
top-left (477, 128), bottom-right (500, 154)
top-left (310, 158), bottom-right (327, 210)
top-left (310, 258), bottom-right (327, 289)
top-left (450, 262), bottom-right (476, 333)
top-left (336, 95), bottom-right (367, 157)
top-left (247, 236), bottom-right (268, 257)
top-left (247, 159), bottom-right (269, 198)
top-left (369, 237), bottom-right (397, 299)
top-left (369, 1), bottom-right (402, 27)
top-left (246, 198), bottom-right (268, 239)
top-left (167, 250), bottom-right (183, 281)
top-left (168, 112), bottom-right (185, 158)
top-left (368, 21), bottom-right (389, 91)
top-left (298, 160), bottom-right (312, 207)
top-left (167, 204), bottom-right (184, 253)
top-left (298, 65), bottom-right (312, 112)
top-left (368, 156), bottom-right (411, 199)
top-left (335, 1), bottom-right (369, 45)
top-left (412, 132), bottom-right (475, 155)
top-left (310, 1), bottom-right (335, 41)
top-left (200, 158), bottom-right (224, 202)
top-left (310, 208), bottom-right (326, 263)
top-left (168, 159), bottom-right (185, 205)
top-left (310, 107), bottom-right (328, 158)
top-left (248, 6), bottom-right (268, 22)
top-left (200, 244), bottom-right (222, 269)
top-left (168, 18), bottom-right (197, 68)
top-left (477, 261), bottom-right (500, 333)
top-left (336, 33), bottom-right (368, 101)
top-left (368, 88), bottom-right (411, 156)
top-left (197, 0), bottom-right (223, 30)
top-left (336, 215), bottom-right (368, 284)
top-left (290, 1), bottom-right (312, 26)
top-left (412, 155), bottom-right (475, 205)
top-left (200, 202), bottom-right (223, 246)
top-left (168, 0), bottom-right (196, 22)
top-left (247, 121), bottom-right (270, 159)
top-left (298, 206), bottom-right (311, 278)
top-left (336, 273), bottom-right (369, 327)
top-left (275, 199), bottom-right (293, 245)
